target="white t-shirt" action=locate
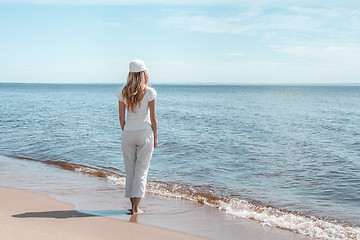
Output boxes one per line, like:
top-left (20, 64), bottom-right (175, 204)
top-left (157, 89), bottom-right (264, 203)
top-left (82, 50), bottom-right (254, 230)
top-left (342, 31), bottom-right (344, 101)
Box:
top-left (116, 87), bottom-right (157, 131)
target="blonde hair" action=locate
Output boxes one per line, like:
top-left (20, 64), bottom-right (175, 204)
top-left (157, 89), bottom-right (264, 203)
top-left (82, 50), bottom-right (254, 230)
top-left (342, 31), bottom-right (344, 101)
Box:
top-left (122, 71), bottom-right (149, 112)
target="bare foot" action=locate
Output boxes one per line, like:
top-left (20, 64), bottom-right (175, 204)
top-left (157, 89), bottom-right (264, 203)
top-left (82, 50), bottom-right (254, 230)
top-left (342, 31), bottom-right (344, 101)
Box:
top-left (132, 209), bottom-right (144, 214)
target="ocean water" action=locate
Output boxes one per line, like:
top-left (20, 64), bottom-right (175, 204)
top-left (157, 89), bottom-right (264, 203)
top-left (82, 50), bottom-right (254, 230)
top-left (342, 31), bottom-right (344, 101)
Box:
top-left (0, 83), bottom-right (359, 240)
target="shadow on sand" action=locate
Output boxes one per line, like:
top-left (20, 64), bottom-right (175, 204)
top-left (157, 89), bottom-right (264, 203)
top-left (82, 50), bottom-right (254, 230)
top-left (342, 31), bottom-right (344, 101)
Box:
top-left (12, 209), bottom-right (130, 219)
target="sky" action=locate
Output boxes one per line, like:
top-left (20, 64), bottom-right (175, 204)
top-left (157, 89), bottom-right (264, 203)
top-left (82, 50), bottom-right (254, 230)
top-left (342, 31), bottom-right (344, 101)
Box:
top-left (0, 0), bottom-right (359, 84)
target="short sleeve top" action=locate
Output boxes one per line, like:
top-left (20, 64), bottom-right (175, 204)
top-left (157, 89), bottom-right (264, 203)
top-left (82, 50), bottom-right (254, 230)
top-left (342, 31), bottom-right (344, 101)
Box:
top-left (116, 87), bottom-right (157, 131)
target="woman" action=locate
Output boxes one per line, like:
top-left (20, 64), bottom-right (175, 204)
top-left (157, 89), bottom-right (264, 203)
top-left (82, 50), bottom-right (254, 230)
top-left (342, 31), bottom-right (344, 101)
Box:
top-left (116, 59), bottom-right (157, 214)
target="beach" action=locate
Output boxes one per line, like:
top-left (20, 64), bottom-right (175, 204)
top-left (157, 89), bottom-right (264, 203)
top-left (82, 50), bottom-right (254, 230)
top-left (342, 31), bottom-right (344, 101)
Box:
top-left (1, 0), bottom-right (360, 238)
top-left (1, 84), bottom-right (359, 239)
top-left (0, 155), bottom-right (314, 240)
top-left (0, 186), bottom-right (207, 240)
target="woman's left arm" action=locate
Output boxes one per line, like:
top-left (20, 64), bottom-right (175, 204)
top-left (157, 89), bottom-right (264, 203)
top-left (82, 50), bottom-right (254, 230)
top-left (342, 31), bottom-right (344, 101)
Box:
top-left (119, 101), bottom-right (126, 131)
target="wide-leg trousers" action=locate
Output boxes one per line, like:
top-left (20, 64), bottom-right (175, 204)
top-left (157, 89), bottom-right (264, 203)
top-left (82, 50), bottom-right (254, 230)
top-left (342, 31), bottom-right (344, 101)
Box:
top-left (121, 128), bottom-right (154, 198)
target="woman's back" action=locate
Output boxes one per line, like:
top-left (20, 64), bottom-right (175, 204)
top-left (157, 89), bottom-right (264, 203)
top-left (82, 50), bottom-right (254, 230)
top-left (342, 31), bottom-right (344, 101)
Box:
top-left (117, 87), bottom-right (157, 131)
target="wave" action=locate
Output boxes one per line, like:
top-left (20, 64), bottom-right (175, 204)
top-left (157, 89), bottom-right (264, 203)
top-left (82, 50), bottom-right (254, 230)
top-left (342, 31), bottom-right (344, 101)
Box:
top-left (8, 155), bottom-right (126, 184)
top-left (7, 155), bottom-right (360, 240)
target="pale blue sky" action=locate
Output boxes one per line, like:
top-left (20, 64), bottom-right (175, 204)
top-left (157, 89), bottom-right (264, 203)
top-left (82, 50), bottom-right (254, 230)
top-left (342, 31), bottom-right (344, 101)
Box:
top-left (0, 0), bottom-right (359, 84)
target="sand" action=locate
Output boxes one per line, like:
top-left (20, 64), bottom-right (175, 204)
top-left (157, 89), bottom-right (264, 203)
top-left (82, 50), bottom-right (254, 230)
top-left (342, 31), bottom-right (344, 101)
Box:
top-left (0, 155), bottom-right (316, 240)
top-left (0, 186), bottom-right (207, 240)
top-left (0, 155), bottom-right (315, 240)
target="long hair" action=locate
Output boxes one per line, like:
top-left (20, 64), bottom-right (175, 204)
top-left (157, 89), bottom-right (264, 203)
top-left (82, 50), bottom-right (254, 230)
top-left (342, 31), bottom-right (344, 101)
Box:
top-left (122, 71), bottom-right (149, 112)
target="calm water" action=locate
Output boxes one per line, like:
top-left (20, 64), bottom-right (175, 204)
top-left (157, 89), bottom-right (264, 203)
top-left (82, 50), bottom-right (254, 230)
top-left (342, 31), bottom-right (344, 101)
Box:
top-left (0, 83), bottom-right (359, 239)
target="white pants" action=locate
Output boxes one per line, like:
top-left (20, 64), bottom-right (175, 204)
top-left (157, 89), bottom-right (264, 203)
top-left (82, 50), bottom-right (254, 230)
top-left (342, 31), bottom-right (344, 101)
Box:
top-left (122, 129), bottom-right (154, 198)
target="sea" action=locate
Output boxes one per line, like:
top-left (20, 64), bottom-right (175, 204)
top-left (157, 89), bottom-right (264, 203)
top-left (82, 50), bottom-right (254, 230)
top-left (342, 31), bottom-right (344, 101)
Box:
top-left (0, 83), bottom-right (359, 240)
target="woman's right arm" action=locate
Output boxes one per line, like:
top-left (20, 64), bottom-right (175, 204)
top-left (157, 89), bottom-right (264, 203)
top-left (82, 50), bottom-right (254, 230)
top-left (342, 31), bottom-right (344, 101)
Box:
top-left (149, 99), bottom-right (158, 148)
top-left (119, 101), bottom-right (126, 131)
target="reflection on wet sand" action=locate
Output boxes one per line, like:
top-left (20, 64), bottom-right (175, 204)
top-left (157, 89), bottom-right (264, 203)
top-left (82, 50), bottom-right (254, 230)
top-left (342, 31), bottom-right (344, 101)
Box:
top-left (129, 213), bottom-right (138, 223)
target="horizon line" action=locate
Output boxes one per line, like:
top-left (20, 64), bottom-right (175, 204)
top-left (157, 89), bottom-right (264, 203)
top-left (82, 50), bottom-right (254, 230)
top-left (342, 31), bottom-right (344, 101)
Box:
top-left (1, 82), bottom-right (360, 86)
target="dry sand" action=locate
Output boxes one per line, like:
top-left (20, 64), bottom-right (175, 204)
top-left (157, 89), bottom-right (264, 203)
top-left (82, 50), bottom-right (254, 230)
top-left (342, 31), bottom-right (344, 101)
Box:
top-left (0, 186), bottom-right (207, 240)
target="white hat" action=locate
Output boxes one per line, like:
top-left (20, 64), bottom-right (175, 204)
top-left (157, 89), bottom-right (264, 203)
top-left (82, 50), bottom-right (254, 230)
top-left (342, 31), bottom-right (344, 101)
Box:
top-left (129, 59), bottom-right (147, 72)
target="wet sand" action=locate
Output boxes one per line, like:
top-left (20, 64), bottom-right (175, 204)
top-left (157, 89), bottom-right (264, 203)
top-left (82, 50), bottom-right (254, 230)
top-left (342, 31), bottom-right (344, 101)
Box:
top-left (0, 186), bottom-right (207, 240)
top-left (0, 156), bottom-right (313, 240)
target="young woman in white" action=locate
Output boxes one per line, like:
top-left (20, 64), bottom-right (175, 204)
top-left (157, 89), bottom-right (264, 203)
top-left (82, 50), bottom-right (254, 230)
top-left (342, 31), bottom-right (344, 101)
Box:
top-left (117, 59), bottom-right (157, 214)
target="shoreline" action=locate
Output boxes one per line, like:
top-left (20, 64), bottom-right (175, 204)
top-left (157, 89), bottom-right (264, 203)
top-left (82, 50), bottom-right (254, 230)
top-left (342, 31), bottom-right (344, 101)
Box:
top-left (0, 185), bottom-right (207, 240)
top-left (0, 155), bottom-right (315, 240)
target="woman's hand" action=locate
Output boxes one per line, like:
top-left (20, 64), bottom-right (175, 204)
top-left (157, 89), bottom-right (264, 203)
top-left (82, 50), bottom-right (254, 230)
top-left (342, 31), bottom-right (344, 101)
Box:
top-left (154, 137), bottom-right (158, 148)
